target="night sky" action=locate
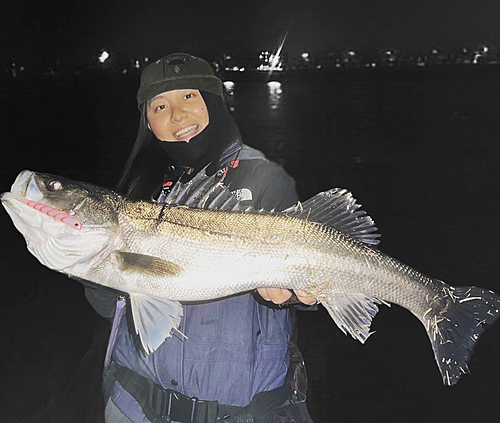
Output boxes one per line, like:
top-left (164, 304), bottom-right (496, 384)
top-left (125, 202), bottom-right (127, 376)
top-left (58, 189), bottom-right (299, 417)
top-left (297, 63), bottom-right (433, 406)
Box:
top-left (3, 0), bottom-right (500, 64)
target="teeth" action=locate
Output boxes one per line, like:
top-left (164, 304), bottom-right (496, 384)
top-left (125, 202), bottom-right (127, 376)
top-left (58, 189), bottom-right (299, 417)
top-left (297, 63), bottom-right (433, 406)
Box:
top-left (175, 125), bottom-right (198, 138)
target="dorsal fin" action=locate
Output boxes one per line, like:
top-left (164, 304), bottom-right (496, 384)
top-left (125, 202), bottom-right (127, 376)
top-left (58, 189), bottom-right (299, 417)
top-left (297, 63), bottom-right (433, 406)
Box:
top-left (162, 164), bottom-right (254, 212)
top-left (162, 168), bottom-right (380, 245)
top-left (283, 188), bottom-right (380, 246)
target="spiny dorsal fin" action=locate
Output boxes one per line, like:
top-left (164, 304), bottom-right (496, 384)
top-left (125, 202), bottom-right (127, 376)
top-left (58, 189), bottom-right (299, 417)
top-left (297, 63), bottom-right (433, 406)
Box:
top-left (162, 168), bottom-right (379, 245)
top-left (283, 188), bottom-right (381, 246)
top-left (162, 164), bottom-right (254, 212)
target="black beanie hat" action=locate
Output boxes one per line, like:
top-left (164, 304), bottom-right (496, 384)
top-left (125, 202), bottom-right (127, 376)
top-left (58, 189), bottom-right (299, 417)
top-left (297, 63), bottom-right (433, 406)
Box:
top-left (137, 53), bottom-right (224, 106)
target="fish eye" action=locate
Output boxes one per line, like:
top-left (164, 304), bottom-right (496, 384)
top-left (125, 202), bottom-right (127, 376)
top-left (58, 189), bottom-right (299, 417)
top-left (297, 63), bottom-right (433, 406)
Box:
top-left (47, 180), bottom-right (63, 191)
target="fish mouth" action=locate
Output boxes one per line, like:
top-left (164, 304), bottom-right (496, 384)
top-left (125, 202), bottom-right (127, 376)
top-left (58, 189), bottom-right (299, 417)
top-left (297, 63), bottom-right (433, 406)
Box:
top-left (3, 170), bottom-right (116, 273)
top-left (0, 192), bottom-right (15, 210)
top-left (174, 124), bottom-right (199, 141)
top-left (2, 171), bottom-right (82, 231)
top-left (5, 169), bottom-right (46, 203)
top-left (1, 170), bottom-right (38, 211)
top-left (10, 170), bottom-right (38, 198)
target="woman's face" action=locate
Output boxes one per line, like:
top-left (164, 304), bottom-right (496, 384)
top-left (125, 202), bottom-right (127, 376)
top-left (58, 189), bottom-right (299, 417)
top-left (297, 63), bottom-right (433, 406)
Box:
top-left (146, 89), bottom-right (209, 142)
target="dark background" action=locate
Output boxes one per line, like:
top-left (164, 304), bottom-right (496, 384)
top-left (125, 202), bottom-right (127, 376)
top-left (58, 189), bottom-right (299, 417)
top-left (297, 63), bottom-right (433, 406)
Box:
top-left (3, 0), bottom-right (500, 63)
top-left (2, 0), bottom-right (500, 421)
top-left (1, 66), bottom-right (500, 423)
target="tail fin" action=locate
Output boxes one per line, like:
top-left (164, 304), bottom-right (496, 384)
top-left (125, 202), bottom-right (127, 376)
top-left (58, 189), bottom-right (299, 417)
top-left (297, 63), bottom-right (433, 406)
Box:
top-left (425, 285), bottom-right (500, 386)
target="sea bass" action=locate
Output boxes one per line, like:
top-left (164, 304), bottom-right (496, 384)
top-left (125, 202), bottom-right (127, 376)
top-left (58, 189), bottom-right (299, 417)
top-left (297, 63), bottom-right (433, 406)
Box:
top-left (2, 169), bottom-right (499, 386)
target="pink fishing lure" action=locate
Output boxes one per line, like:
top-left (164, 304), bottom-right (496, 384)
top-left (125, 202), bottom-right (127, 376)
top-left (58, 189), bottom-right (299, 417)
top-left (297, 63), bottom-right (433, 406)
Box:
top-left (20, 198), bottom-right (82, 230)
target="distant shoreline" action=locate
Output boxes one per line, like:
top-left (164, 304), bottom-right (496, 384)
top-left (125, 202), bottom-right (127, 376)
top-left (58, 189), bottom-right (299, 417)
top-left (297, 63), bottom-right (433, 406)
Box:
top-left (2, 63), bottom-right (500, 84)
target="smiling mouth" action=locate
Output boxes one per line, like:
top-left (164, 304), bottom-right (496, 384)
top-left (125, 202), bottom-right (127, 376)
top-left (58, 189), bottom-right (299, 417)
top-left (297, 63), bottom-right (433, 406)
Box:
top-left (174, 124), bottom-right (199, 139)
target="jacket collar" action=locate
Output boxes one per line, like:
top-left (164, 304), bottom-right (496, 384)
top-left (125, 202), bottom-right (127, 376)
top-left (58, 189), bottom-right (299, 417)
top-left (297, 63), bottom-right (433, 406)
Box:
top-left (153, 138), bottom-right (243, 202)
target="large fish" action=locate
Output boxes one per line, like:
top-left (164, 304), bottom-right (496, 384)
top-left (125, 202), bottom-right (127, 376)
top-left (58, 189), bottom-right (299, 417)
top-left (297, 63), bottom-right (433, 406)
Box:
top-left (2, 169), bottom-right (499, 386)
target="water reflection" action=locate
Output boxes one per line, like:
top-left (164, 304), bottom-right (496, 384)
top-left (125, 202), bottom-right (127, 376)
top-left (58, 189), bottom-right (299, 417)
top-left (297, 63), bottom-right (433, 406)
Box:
top-left (223, 81), bottom-right (236, 111)
top-left (223, 80), bottom-right (235, 94)
top-left (267, 81), bottom-right (282, 110)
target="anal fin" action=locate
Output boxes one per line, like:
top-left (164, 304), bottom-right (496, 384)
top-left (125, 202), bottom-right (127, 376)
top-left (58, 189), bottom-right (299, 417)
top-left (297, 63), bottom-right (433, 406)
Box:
top-left (322, 293), bottom-right (387, 343)
top-left (129, 293), bottom-right (183, 354)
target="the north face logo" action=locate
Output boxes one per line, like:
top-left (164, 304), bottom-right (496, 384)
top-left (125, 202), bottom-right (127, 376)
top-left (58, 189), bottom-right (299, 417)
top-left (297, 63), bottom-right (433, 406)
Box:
top-left (232, 188), bottom-right (253, 202)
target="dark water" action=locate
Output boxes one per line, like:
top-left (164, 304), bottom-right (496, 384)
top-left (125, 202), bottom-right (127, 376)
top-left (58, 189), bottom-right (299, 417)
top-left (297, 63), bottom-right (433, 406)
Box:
top-left (1, 68), bottom-right (500, 422)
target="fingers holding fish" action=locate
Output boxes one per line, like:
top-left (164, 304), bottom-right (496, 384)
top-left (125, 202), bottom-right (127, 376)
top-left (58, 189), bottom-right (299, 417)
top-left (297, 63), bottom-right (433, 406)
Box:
top-left (294, 289), bottom-right (317, 305)
top-left (256, 288), bottom-right (317, 305)
top-left (257, 287), bottom-right (292, 304)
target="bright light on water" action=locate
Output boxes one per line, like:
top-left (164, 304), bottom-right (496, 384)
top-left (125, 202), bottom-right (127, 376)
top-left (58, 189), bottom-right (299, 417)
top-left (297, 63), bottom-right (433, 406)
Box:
top-left (267, 81), bottom-right (282, 90)
top-left (267, 81), bottom-right (282, 110)
top-left (223, 81), bottom-right (235, 96)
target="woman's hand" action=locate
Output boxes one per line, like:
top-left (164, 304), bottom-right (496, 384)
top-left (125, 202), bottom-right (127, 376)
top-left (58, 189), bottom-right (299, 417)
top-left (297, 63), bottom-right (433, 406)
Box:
top-left (257, 288), bottom-right (317, 306)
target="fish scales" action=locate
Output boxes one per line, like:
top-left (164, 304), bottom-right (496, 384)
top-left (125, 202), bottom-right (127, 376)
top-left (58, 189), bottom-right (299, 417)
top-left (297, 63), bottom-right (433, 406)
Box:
top-left (2, 169), bottom-right (499, 384)
top-left (119, 201), bottom-right (438, 315)
top-left (118, 205), bottom-right (331, 300)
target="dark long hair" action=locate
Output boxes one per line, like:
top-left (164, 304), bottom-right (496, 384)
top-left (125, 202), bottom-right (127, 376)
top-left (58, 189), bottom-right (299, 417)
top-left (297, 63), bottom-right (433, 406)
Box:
top-left (115, 105), bottom-right (167, 199)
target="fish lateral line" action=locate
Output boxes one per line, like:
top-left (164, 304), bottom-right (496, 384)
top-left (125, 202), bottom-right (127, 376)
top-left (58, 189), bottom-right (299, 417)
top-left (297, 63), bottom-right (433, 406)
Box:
top-left (125, 207), bottom-right (267, 240)
top-left (3, 168), bottom-right (500, 385)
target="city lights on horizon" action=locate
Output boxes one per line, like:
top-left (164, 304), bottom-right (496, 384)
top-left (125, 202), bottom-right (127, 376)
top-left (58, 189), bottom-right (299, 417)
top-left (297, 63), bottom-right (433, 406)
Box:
top-left (3, 43), bottom-right (500, 80)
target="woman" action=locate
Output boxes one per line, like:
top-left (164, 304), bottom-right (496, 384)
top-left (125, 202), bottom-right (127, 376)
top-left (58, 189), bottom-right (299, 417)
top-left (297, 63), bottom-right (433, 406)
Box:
top-left (85, 52), bottom-right (316, 423)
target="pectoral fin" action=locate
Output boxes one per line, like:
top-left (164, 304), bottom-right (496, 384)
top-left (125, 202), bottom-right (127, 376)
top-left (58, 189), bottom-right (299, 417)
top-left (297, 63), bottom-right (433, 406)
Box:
top-left (129, 293), bottom-right (183, 354)
top-left (112, 251), bottom-right (184, 278)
